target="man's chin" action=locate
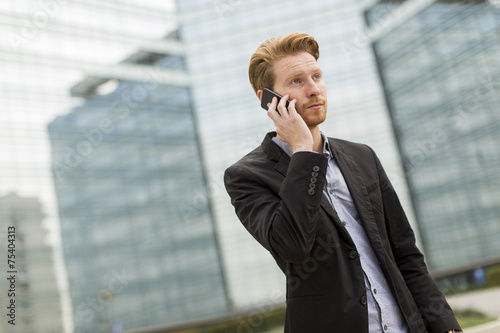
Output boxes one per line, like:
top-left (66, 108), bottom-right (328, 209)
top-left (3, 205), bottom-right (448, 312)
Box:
top-left (304, 109), bottom-right (327, 127)
top-left (305, 119), bottom-right (326, 128)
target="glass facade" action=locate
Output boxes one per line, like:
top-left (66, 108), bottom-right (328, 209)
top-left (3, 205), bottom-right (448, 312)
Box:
top-left (366, 0), bottom-right (500, 271)
top-left (48, 51), bottom-right (229, 332)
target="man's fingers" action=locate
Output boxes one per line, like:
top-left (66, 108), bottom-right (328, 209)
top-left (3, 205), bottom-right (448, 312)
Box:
top-left (268, 96), bottom-right (278, 111)
top-left (288, 99), bottom-right (297, 114)
top-left (267, 97), bottom-right (280, 120)
top-left (267, 108), bottom-right (280, 121)
top-left (276, 94), bottom-right (290, 115)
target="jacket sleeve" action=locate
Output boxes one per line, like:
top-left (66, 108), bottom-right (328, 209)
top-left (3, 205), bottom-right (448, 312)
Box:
top-left (224, 151), bottom-right (328, 263)
top-left (371, 148), bottom-right (461, 333)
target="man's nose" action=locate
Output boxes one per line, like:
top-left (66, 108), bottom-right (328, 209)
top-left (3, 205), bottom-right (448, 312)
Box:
top-left (307, 80), bottom-right (321, 97)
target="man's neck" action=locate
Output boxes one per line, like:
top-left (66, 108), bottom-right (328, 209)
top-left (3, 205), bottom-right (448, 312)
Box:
top-left (275, 126), bottom-right (324, 154)
top-left (310, 126), bottom-right (323, 154)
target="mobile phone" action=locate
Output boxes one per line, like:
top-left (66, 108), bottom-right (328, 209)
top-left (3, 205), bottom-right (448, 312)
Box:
top-left (260, 88), bottom-right (289, 113)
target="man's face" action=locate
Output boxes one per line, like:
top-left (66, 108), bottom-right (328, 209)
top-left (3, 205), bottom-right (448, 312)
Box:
top-left (271, 51), bottom-right (327, 128)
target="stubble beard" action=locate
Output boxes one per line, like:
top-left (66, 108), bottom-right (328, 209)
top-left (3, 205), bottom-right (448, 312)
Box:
top-left (299, 97), bottom-right (327, 128)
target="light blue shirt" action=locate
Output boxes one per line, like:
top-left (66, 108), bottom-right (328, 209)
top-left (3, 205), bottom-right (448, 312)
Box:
top-left (273, 134), bottom-right (408, 333)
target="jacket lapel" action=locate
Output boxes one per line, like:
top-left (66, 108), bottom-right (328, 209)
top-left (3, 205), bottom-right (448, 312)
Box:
top-left (328, 139), bottom-right (387, 265)
top-left (261, 132), bottom-right (290, 177)
top-left (274, 153), bottom-right (290, 177)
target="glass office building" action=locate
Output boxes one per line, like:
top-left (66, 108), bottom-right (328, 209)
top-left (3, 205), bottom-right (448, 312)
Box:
top-left (366, 0), bottom-right (500, 271)
top-left (48, 47), bottom-right (229, 332)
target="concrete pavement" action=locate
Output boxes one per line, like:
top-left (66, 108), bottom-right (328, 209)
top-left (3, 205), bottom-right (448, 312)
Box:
top-left (465, 320), bottom-right (500, 333)
top-left (446, 286), bottom-right (500, 332)
top-left (447, 286), bottom-right (500, 319)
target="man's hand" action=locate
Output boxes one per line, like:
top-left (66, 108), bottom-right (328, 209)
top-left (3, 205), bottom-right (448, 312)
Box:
top-left (267, 94), bottom-right (314, 153)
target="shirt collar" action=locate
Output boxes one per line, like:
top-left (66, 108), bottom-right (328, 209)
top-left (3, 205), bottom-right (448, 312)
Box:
top-left (272, 132), bottom-right (331, 157)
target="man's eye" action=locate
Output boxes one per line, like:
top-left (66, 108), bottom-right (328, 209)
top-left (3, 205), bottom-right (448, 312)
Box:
top-left (292, 79), bottom-right (300, 84)
top-left (314, 74), bottom-right (321, 80)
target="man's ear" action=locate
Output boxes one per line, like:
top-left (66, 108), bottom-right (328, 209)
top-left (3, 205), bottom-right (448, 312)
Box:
top-left (257, 89), bottom-right (263, 101)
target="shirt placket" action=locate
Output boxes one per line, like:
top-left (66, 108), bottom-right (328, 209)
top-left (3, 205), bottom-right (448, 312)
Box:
top-left (323, 149), bottom-right (387, 333)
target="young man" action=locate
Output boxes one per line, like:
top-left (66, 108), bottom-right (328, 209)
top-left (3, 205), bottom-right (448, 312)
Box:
top-left (224, 33), bottom-right (462, 333)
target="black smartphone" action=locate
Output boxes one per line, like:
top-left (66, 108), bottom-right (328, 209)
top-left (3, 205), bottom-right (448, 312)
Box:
top-left (260, 88), bottom-right (289, 113)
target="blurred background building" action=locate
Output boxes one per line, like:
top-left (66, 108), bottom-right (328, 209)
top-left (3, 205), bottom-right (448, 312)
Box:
top-left (365, 0), bottom-right (500, 275)
top-left (48, 41), bottom-right (230, 332)
top-left (0, 193), bottom-right (63, 333)
top-left (0, 0), bottom-right (499, 332)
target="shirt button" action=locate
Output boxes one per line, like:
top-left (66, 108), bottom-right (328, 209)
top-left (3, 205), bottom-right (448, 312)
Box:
top-left (384, 325), bottom-right (388, 331)
top-left (329, 189), bottom-right (334, 194)
top-left (361, 295), bottom-right (367, 305)
top-left (373, 289), bottom-right (377, 294)
top-left (348, 250), bottom-right (358, 259)
top-left (313, 166), bottom-right (320, 172)
top-left (340, 221), bottom-right (347, 226)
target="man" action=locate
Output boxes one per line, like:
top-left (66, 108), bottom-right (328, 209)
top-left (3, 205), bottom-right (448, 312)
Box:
top-left (224, 33), bottom-right (462, 333)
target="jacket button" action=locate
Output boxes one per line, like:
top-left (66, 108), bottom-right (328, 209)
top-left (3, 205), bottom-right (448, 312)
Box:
top-left (308, 189), bottom-right (315, 195)
top-left (361, 295), bottom-right (367, 305)
top-left (309, 183), bottom-right (316, 189)
top-left (313, 166), bottom-right (320, 172)
top-left (311, 171), bottom-right (318, 177)
top-left (348, 250), bottom-right (358, 259)
top-left (310, 177), bottom-right (317, 183)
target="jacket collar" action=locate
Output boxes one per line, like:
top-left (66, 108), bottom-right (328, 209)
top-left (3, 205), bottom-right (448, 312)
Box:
top-left (261, 132), bottom-right (290, 177)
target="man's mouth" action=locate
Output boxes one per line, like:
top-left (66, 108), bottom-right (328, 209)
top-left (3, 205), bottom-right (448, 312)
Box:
top-left (307, 103), bottom-right (323, 109)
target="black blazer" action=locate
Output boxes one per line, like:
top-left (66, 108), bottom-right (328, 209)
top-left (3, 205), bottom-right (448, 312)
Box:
top-left (224, 132), bottom-right (461, 333)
